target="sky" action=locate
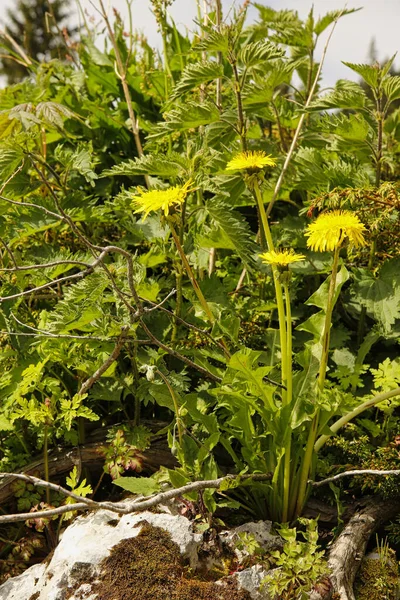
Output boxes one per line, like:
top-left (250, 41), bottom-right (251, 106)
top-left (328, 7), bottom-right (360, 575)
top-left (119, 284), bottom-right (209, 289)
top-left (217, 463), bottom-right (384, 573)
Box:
top-left (0, 0), bottom-right (399, 87)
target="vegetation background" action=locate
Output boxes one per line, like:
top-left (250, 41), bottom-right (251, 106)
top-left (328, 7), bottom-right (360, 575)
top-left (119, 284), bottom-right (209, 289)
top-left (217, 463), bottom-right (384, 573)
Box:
top-left (0, 1), bottom-right (400, 597)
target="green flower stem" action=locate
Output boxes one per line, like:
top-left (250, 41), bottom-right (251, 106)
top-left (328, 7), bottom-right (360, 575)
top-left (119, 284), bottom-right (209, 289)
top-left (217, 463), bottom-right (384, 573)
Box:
top-left (253, 179), bottom-right (288, 402)
top-left (156, 369), bottom-right (183, 445)
top-left (168, 221), bottom-right (215, 325)
top-left (168, 220), bottom-right (231, 360)
top-left (282, 279), bottom-right (293, 522)
top-left (294, 245), bottom-right (341, 518)
top-left (44, 425), bottom-right (50, 504)
top-left (284, 281), bottom-right (293, 406)
top-left (318, 245), bottom-right (341, 390)
top-left (315, 385), bottom-right (400, 452)
top-left (253, 179), bottom-right (274, 250)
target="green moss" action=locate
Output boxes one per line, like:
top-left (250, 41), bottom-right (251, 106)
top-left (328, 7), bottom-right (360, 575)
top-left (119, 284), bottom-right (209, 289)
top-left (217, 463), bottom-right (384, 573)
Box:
top-left (355, 551), bottom-right (400, 600)
top-left (83, 522), bottom-right (252, 600)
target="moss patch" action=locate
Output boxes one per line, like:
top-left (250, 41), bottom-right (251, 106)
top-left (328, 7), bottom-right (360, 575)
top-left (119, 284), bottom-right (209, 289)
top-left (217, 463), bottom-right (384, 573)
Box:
top-left (355, 551), bottom-right (400, 600)
top-left (90, 522), bottom-right (251, 600)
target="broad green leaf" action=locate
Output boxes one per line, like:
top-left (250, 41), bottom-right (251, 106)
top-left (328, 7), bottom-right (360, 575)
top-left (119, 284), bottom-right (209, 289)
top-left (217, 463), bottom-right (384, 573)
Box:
top-left (306, 265), bottom-right (350, 310)
top-left (113, 477), bottom-right (161, 496)
top-left (351, 259), bottom-right (400, 333)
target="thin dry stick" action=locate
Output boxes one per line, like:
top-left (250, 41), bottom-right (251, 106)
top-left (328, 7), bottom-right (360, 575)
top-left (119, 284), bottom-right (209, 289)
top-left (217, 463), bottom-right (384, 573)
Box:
top-left (0, 472), bottom-right (272, 523)
top-left (0, 29), bottom-right (33, 66)
top-left (0, 259), bottom-right (91, 272)
top-left (235, 12), bottom-right (343, 290)
top-left (0, 162), bottom-right (25, 195)
top-left (311, 469), bottom-right (400, 488)
top-left (79, 327), bottom-right (129, 395)
top-left (97, 0), bottom-right (149, 187)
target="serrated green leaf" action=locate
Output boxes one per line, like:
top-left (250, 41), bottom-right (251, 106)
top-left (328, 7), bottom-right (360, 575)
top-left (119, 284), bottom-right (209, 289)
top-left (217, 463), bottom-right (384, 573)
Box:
top-left (314, 9), bottom-right (360, 36)
top-left (238, 40), bottom-right (284, 68)
top-left (204, 198), bottom-right (256, 266)
top-left (170, 61), bottom-right (223, 100)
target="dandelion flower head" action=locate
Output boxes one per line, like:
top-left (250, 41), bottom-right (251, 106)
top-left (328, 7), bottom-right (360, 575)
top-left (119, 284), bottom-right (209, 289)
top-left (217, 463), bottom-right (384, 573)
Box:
top-left (226, 151), bottom-right (276, 173)
top-left (131, 180), bottom-right (193, 220)
top-left (305, 210), bottom-right (366, 252)
top-left (260, 249), bottom-right (305, 268)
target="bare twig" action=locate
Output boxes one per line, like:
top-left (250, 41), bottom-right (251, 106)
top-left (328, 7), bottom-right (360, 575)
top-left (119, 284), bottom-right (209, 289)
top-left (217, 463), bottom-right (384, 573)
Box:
top-left (0, 29), bottom-right (33, 66)
top-left (0, 161), bottom-right (25, 195)
top-left (0, 236), bottom-right (18, 269)
top-left (79, 327), bottom-right (129, 395)
top-left (0, 259), bottom-right (91, 272)
top-left (0, 194), bottom-right (64, 221)
top-left (0, 472), bottom-right (272, 524)
top-left (144, 289), bottom-right (176, 313)
top-left (96, 0), bottom-right (149, 187)
top-left (0, 330), bottom-right (149, 343)
top-left (311, 469), bottom-right (400, 488)
top-left (140, 319), bottom-right (223, 383)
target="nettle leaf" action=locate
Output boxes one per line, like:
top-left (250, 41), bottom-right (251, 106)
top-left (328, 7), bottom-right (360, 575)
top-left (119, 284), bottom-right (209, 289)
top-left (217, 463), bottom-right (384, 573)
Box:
top-left (194, 30), bottom-right (229, 54)
top-left (44, 273), bottom-right (109, 333)
top-left (307, 80), bottom-right (372, 112)
top-left (314, 9), bottom-right (360, 36)
top-left (204, 197), bottom-right (256, 266)
top-left (0, 144), bottom-right (24, 181)
top-left (342, 61), bottom-right (380, 88)
top-left (318, 113), bottom-right (371, 142)
top-left (113, 476), bottom-right (161, 496)
top-left (383, 76), bottom-right (400, 105)
top-left (351, 258), bottom-right (400, 333)
top-left (35, 102), bottom-right (77, 129)
top-left (102, 153), bottom-right (189, 178)
top-left (170, 61), bottom-right (223, 100)
top-left (149, 102), bottom-right (220, 138)
top-left (238, 40), bottom-right (284, 68)
top-left (54, 143), bottom-right (98, 187)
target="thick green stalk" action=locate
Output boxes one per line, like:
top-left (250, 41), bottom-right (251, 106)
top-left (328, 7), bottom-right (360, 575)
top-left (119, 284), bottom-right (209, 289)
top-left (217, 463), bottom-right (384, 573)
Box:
top-left (253, 180), bottom-right (288, 400)
top-left (282, 280), bottom-right (293, 522)
top-left (156, 369), bottom-right (183, 444)
top-left (315, 386), bottom-right (400, 452)
top-left (294, 246), bottom-right (341, 517)
top-left (318, 245), bottom-right (341, 389)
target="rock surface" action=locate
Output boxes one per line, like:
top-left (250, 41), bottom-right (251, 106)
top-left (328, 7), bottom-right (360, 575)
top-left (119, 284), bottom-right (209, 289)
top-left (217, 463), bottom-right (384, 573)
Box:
top-left (0, 508), bottom-right (202, 600)
top-left (220, 520), bottom-right (282, 564)
top-left (235, 565), bottom-right (272, 600)
top-left (0, 505), bottom-right (275, 600)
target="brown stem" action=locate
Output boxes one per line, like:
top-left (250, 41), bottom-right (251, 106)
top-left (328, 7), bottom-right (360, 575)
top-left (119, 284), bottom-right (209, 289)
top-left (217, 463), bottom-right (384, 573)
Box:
top-left (97, 0), bottom-right (149, 187)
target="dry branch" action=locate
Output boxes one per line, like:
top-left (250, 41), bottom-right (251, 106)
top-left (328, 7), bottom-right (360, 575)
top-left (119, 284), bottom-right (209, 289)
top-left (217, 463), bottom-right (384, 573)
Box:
top-left (0, 472), bottom-right (272, 524)
top-left (323, 497), bottom-right (400, 600)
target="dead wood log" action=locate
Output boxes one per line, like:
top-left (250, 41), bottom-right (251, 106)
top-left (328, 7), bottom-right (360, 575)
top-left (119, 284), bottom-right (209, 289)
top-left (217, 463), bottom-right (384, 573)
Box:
top-left (310, 496), bottom-right (400, 600)
top-left (0, 427), bottom-right (176, 508)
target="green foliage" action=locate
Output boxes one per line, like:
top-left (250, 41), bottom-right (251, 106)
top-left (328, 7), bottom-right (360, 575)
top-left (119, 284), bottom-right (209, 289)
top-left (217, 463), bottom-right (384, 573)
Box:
top-left (263, 519), bottom-right (330, 600)
top-left (0, 0), bottom-right (399, 538)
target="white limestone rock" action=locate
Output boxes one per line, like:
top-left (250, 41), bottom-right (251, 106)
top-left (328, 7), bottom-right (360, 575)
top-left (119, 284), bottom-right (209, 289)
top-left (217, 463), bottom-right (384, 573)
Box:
top-left (0, 508), bottom-right (202, 600)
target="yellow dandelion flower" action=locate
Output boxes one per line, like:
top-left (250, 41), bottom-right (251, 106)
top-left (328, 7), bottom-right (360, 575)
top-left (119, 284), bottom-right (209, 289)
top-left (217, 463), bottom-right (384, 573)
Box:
top-left (226, 151), bottom-right (276, 173)
top-left (131, 180), bottom-right (193, 220)
top-left (260, 249), bottom-right (305, 268)
top-left (305, 210), bottom-right (366, 252)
